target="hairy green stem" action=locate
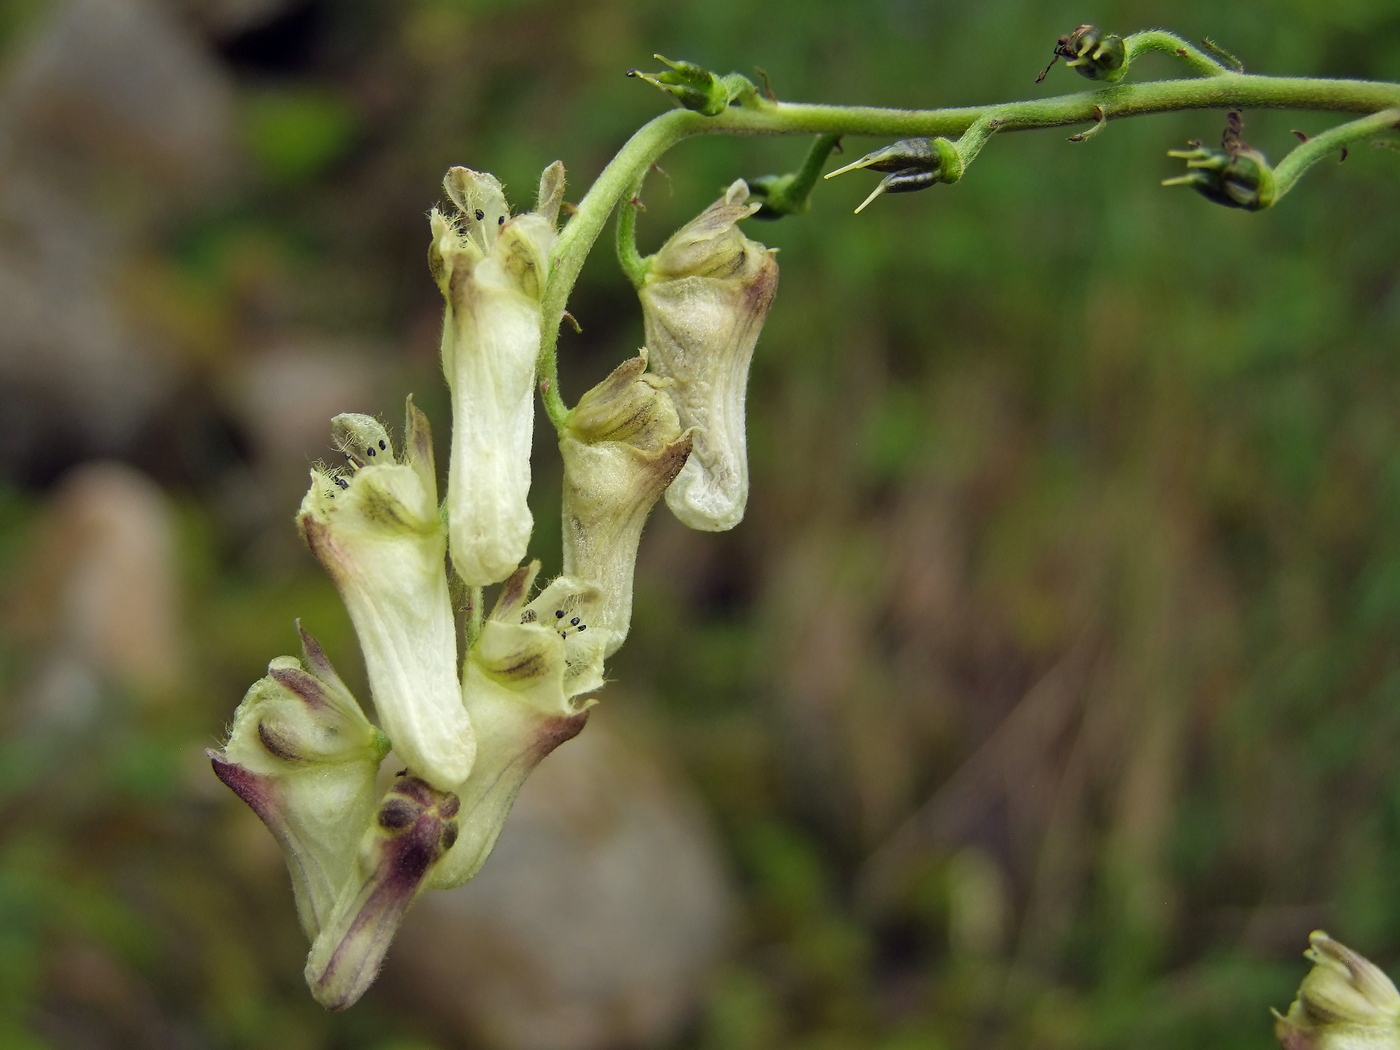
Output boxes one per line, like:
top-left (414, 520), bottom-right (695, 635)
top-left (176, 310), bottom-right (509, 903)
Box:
top-left (1124, 30), bottom-right (1231, 77)
top-left (536, 68), bottom-right (1400, 429)
top-left (615, 167), bottom-right (650, 290)
top-left (1273, 107), bottom-right (1400, 198)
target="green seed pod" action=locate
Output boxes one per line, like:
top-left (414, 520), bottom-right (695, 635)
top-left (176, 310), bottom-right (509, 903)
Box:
top-left (1164, 116), bottom-right (1278, 211)
top-left (1053, 25), bottom-right (1128, 83)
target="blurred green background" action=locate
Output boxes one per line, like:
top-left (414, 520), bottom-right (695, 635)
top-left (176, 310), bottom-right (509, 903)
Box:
top-left (0, 0), bottom-right (1398, 1047)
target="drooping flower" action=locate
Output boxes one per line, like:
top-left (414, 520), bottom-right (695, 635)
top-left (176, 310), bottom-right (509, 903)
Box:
top-left (637, 178), bottom-right (778, 532)
top-left (297, 400), bottom-right (473, 791)
top-left (1275, 930), bottom-right (1400, 1050)
top-left (428, 562), bottom-right (610, 889)
top-left (430, 162), bottom-right (567, 585)
top-left (561, 352), bottom-right (692, 653)
top-left (209, 626), bottom-right (389, 941)
top-left (305, 775), bottom-right (461, 1010)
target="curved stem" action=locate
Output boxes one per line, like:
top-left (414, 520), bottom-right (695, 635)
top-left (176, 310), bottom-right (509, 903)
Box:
top-left (1124, 30), bottom-right (1231, 77)
top-left (1273, 107), bottom-right (1400, 199)
top-left (536, 71), bottom-right (1400, 429)
top-left (615, 167), bottom-right (649, 290)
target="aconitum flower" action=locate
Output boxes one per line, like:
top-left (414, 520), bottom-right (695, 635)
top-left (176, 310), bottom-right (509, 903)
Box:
top-left (305, 775), bottom-right (461, 1010)
top-left (430, 162), bottom-right (566, 585)
top-left (429, 562), bottom-right (610, 889)
top-left (638, 179), bottom-right (778, 532)
top-left (209, 627), bottom-right (389, 941)
top-left (561, 352), bottom-right (692, 653)
top-left (297, 401), bottom-right (473, 791)
top-left (1275, 931), bottom-right (1400, 1050)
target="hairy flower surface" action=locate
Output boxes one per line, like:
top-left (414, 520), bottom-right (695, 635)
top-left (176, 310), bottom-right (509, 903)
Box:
top-left (305, 776), bottom-right (461, 1010)
top-left (561, 353), bottom-right (692, 653)
top-left (210, 627), bottom-right (389, 940)
top-left (429, 562), bottom-right (610, 888)
top-left (1275, 931), bottom-right (1400, 1050)
top-left (639, 178), bottom-right (778, 532)
top-left (430, 162), bottom-right (566, 585)
top-left (298, 401), bottom-right (473, 791)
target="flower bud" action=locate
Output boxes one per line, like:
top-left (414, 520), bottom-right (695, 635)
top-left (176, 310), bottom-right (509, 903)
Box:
top-left (562, 353), bottom-right (693, 654)
top-left (430, 162), bottom-right (566, 585)
top-left (298, 399), bottom-right (474, 791)
top-left (429, 563), bottom-right (610, 889)
top-left (210, 626), bottom-right (389, 940)
top-left (305, 776), bottom-right (461, 1010)
top-left (638, 179), bottom-right (778, 532)
top-left (1274, 931), bottom-right (1400, 1050)
top-left (627, 55), bottom-right (729, 116)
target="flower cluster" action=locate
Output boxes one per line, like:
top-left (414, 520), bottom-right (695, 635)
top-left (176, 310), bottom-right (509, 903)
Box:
top-left (212, 168), bottom-right (778, 1007)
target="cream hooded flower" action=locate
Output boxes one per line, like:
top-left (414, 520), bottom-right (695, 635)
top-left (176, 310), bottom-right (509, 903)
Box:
top-left (430, 162), bottom-right (566, 585)
top-left (638, 178), bottom-right (778, 532)
top-left (297, 401), bottom-right (473, 791)
top-left (429, 562), bottom-right (611, 889)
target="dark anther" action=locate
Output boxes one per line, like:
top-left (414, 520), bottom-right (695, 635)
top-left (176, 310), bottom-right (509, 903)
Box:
top-left (378, 439), bottom-right (387, 450)
top-left (474, 209), bottom-right (484, 220)
top-left (555, 610), bottom-right (565, 618)
top-left (577, 624), bottom-right (586, 631)
top-left (497, 215), bottom-right (505, 225)
top-left (570, 617), bottom-right (580, 626)
top-left (378, 798), bottom-right (417, 829)
top-left (334, 476), bottom-right (349, 490)
top-left (366, 447), bottom-right (376, 457)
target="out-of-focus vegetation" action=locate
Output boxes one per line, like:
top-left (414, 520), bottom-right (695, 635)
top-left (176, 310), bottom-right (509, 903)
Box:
top-left (0, 0), bottom-right (1398, 1047)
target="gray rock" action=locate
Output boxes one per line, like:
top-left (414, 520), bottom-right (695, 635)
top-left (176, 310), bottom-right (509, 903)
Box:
top-left (390, 711), bottom-right (734, 1050)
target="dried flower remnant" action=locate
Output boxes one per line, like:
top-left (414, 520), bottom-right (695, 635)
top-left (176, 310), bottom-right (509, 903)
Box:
top-left (430, 162), bottom-right (567, 585)
top-left (638, 179), bottom-right (778, 532)
top-left (298, 401), bottom-right (473, 791)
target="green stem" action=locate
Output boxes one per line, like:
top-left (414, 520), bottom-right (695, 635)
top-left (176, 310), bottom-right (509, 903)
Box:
top-left (786, 132), bottom-right (843, 203)
top-left (536, 71), bottom-right (1400, 430)
top-left (615, 167), bottom-right (649, 290)
top-left (1273, 107), bottom-right (1400, 199)
top-left (1124, 30), bottom-right (1231, 77)
top-left (753, 132), bottom-right (844, 218)
top-left (954, 114), bottom-right (1000, 169)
